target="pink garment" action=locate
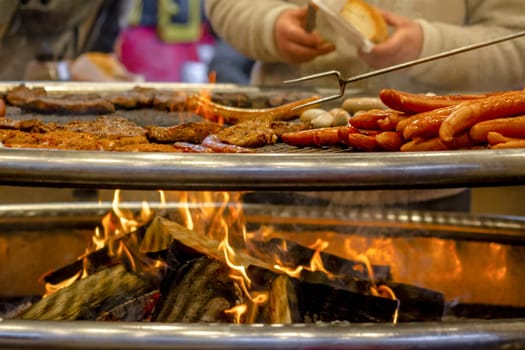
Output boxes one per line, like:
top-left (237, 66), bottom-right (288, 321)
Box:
top-left (118, 25), bottom-right (215, 82)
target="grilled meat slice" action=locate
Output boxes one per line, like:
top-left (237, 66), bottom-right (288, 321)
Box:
top-left (0, 116), bottom-right (153, 151)
top-left (107, 87), bottom-right (156, 109)
top-left (152, 90), bottom-right (188, 111)
top-left (22, 95), bottom-right (116, 115)
top-left (18, 119), bottom-right (58, 133)
top-left (146, 122), bottom-right (223, 144)
top-left (271, 121), bottom-right (312, 137)
top-left (211, 92), bottom-right (252, 108)
top-left (6, 85), bottom-right (116, 115)
top-left (114, 143), bottom-right (182, 152)
top-left (64, 116), bottom-right (146, 137)
top-left (6, 85), bottom-right (47, 107)
top-left (0, 129), bottom-right (150, 151)
top-left (0, 118), bottom-right (21, 130)
top-left (216, 117), bottom-right (311, 148)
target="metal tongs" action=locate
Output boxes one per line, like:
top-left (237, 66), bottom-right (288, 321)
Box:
top-left (285, 30), bottom-right (525, 109)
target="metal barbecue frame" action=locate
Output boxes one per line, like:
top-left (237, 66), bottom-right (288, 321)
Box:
top-left (1, 319), bottom-right (525, 350)
top-left (1, 82), bottom-right (525, 349)
top-left (0, 147), bottom-right (523, 190)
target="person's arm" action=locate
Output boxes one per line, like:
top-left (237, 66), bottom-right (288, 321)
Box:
top-left (364, 0), bottom-right (525, 92)
top-left (410, 0), bottom-right (525, 92)
top-left (205, 0), bottom-right (334, 64)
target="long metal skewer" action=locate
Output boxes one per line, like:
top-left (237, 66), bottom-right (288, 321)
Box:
top-left (285, 29), bottom-right (525, 109)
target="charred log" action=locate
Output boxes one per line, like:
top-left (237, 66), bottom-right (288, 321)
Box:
top-left (152, 256), bottom-right (237, 322)
top-left (297, 282), bottom-right (398, 323)
top-left (446, 303), bottom-right (525, 320)
top-left (41, 247), bottom-right (116, 286)
top-left (247, 238), bottom-right (391, 284)
top-left (16, 264), bottom-right (156, 320)
top-left (265, 274), bottom-right (302, 324)
top-left (385, 282), bottom-right (445, 322)
top-left (97, 291), bottom-right (160, 321)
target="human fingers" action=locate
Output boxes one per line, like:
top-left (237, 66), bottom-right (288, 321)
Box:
top-left (378, 9), bottom-right (410, 28)
top-left (275, 7), bottom-right (334, 63)
top-left (276, 7), bottom-right (324, 48)
top-left (359, 19), bottom-right (422, 68)
top-left (280, 40), bottom-right (335, 63)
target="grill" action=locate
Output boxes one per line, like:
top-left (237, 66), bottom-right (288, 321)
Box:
top-left (1, 203), bottom-right (525, 348)
top-left (0, 82), bottom-right (525, 350)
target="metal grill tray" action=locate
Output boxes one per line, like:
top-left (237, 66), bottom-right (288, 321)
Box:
top-left (0, 82), bottom-right (524, 191)
top-left (0, 147), bottom-right (524, 190)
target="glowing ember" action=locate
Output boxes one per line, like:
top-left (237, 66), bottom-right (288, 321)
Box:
top-left (487, 243), bottom-right (507, 282)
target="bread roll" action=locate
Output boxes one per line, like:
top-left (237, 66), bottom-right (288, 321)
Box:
top-left (340, 0), bottom-right (388, 44)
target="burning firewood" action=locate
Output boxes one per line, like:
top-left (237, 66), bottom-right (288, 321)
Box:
top-left (265, 275), bottom-right (301, 324)
top-left (152, 256), bottom-right (237, 322)
top-left (15, 264), bottom-right (157, 320)
top-left (97, 291), bottom-right (160, 322)
top-left (386, 282), bottom-right (445, 322)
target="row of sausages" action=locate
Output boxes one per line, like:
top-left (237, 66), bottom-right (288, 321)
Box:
top-left (281, 88), bottom-right (525, 151)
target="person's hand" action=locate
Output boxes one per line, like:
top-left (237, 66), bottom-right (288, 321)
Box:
top-left (358, 10), bottom-right (423, 69)
top-left (274, 6), bottom-right (335, 64)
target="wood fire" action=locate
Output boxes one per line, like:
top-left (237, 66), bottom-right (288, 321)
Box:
top-left (2, 190), bottom-right (524, 324)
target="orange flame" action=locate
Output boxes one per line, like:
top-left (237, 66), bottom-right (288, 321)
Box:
top-left (43, 269), bottom-right (82, 298)
top-left (224, 304), bottom-right (247, 324)
top-left (308, 239), bottom-right (336, 279)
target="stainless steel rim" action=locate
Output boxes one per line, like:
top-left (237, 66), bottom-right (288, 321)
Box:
top-left (0, 319), bottom-right (524, 350)
top-left (0, 148), bottom-right (523, 190)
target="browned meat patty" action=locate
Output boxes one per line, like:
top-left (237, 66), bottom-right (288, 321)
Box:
top-left (216, 117), bottom-right (311, 148)
top-left (152, 90), bottom-right (188, 111)
top-left (146, 122), bottom-right (223, 144)
top-left (21, 96), bottom-right (116, 115)
top-left (106, 87), bottom-right (156, 109)
top-left (64, 116), bottom-right (146, 137)
top-left (6, 85), bottom-right (47, 107)
top-left (6, 85), bottom-right (115, 115)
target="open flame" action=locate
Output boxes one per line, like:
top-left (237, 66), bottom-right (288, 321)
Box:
top-left (43, 190), bottom-right (166, 297)
top-left (215, 194), bottom-right (269, 323)
top-left (39, 188), bottom-right (518, 322)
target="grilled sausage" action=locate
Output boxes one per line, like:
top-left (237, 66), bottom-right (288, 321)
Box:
top-left (396, 105), bottom-right (455, 134)
top-left (376, 131), bottom-right (404, 151)
top-left (486, 131), bottom-right (516, 146)
top-left (400, 137), bottom-right (449, 152)
top-left (377, 113), bottom-right (408, 131)
top-left (379, 88), bottom-right (502, 114)
top-left (439, 91), bottom-right (525, 144)
top-left (402, 113), bottom-right (449, 140)
top-left (347, 133), bottom-right (382, 152)
top-left (349, 109), bottom-right (395, 130)
top-left (282, 127), bottom-right (345, 147)
top-left (491, 139), bottom-right (525, 149)
top-left (187, 94), bottom-right (320, 124)
top-left (313, 127), bottom-right (345, 147)
top-left (469, 115), bottom-right (525, 143)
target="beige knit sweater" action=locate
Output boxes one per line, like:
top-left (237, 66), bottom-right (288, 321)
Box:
top-left (205, 0), bottom-right (525, 94)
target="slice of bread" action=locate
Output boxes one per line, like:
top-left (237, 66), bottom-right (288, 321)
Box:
top-left (340, 0), bottom-right (388, 44)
